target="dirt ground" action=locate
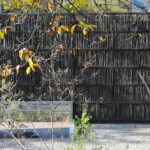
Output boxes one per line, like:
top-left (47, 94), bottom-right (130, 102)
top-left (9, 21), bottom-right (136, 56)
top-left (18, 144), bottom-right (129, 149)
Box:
top-left (0, 124), bottom-right (150, 150)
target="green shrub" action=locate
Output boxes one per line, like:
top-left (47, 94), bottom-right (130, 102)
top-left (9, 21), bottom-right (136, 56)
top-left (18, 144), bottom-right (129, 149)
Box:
top-left (64, 105), bottom-right (101, 150)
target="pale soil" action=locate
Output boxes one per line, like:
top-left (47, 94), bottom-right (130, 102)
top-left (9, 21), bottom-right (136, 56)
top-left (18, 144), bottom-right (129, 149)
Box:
top-left (0, 124), bottom-right (150, 150)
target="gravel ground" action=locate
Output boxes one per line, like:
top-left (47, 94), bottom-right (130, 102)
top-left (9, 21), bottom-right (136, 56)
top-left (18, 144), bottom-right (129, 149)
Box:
top-left (0, 124), bottom-right (150, 150)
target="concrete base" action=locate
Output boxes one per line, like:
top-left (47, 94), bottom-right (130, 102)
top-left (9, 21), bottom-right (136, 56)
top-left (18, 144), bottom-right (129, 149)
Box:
top-left (0, 122), bottom-right (74, 138)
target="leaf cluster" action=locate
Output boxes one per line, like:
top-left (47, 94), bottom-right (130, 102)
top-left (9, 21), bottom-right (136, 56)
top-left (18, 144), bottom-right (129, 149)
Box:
top-left (64, 106), bottom-right (98, 150)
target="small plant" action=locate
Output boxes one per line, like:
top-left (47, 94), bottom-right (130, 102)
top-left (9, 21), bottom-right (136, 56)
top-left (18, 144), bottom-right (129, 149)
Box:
top-left (64, 105), bottom-right (100, 150)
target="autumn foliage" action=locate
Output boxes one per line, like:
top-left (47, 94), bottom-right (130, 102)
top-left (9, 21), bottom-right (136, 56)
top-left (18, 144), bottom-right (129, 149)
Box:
top-left (0, 0), bottom-right (99, 78)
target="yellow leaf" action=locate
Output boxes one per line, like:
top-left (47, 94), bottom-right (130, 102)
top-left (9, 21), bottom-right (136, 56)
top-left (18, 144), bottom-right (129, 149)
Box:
top-left (56, 48), bottom-right (60, 52)
top-left (61, 25), bottom-right (69, 31)
top-left (70, 50), bottom-right (72, 54)
top-left (11, 14), bottom-right (17, 22)
top-left (24, 49), bottom-right (33, 55)
top-left (57, 27), bottom-right (63, 34)
top-left (45, 29), bottom-right (49, 33)
top-left (87, 61), bottom-right (92, 65)
top-left (73, 48), bottom-right (76, 56)
top-left (69, 4), bottom-right (73, 8)
top-left (55, 16), bottom-right (64, 21)
top-left (0, 30), bottom-right (4, 39)
top-left (83, 27), bottom-right (87, 36)
top-left (25, 54), bottom-right (30, 62)
top-left (83, 61), bottom-right (92, 69)
top-left (48, 2), bottom-right (53, 12)
top-left (90, 26), bottom-right (94, 31)
top-left (78, 25), bottom-right (84, 28)
top-left (33, 64), bottom-right (39, 67)
top-left (19, 50), bottom-right (23, 60)
top-left (71, 24), bottom-right (77, 35)
top-left (31, 66), bottom-right (35, 72)
top-left (92, 25), bottom-right (97, 28)
top-left (99, 36), bottom-right (104, 42)
top-left (55, 16), bottom-right (59, 21)
top-left (16, 65), bottom-right (20, 74)
top-left (26, 67), bottom-right (31, 75)
top-left (5, 26), bottom-right (12, 29)
top-left (1, 70), bottom-right (5, 77)
top-left (59, 16), bottom-right (64, 20)
top-left (28, 58), bottom-right (33, 66)
top-left (79, 21), bottom-right (87, 27)
top-left (81, 0), bottom-right (88, 6)
top-left (17, 0), bottom-right (21, 9)
top-left (5, 69), bottom-right (11, 77)
top-left (6, 98), bottom-right (10, 101)
top-left (27, 1), bottom-right (32, 5)
top-left (34, 0), bottom-right (39, 4)
top-left (28, 58), bottom-right (35, 72)
top-left (88, 25), bottom-right (94, 31)
top-left (52, 22), bottom-right (56, 31)
top-left (11, 0), bottom-right (15, 5)
top-left (138, 33), bottom-right (143, 37)
top-left (3, 28), bottom-right (7, 35)
top-left (48, 2), bottom-right (53, 9)
top-left (45, 30), bottom-right (53, 35)
top-left (4, 66), bottom-right (8, 71)
top-left (84, 61), bottom-right (87, 69)
top-left (2, 67), bottom-right (11, 77)
top-left (74, 1), bottom-right (78, 8)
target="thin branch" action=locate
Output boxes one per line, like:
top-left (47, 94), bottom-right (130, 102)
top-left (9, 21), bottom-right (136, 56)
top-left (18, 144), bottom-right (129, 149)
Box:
top-left (10, 131), bottom-right (27, 150)
top-left (138, 71), bottom-right (150, 96)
